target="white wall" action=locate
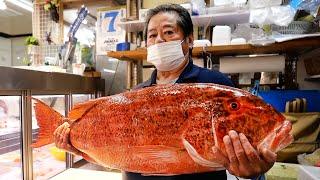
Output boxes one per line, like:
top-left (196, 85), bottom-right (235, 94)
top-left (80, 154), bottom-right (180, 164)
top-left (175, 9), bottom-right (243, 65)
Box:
top-left (0, 37), bottom-right (12, 66)
top-left (0, 20), bottom-right (11, 35)
top-left (10, 16), bottom-right (32, 35)
top-left (0, 16), bottom-right (32, 35)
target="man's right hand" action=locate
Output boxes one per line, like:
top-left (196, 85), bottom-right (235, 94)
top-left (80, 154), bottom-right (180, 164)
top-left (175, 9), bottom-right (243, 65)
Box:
top-left (53, 122), bottom-right (81, 156)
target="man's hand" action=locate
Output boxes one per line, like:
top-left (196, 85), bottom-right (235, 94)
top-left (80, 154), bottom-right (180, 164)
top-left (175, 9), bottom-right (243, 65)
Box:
top-left (213, 130), bottom-right (276, 179)
top-left (53, 122), bottom-right (81, 156)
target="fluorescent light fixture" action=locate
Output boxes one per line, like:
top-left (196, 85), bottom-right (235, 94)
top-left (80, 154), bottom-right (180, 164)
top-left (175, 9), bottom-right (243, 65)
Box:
top-left (6, 0), bottom-right (33, 12)
top-left (0, 0), bottom-right (7, 10)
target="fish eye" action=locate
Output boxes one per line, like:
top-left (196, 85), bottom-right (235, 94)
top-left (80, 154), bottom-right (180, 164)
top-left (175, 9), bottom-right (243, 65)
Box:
top-left (230, 102), bottom-right (239, 110)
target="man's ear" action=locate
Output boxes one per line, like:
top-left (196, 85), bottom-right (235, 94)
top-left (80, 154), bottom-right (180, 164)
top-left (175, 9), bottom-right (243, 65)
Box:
top-left (187, 34), bottom-right (194, 49)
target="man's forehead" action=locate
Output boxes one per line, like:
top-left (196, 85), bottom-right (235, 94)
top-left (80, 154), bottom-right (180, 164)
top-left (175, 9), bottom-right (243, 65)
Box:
top-left (148, 12), bottom-right (178, 28)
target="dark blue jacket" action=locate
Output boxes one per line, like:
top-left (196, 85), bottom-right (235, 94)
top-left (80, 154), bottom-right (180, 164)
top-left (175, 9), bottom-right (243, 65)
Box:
top-left (133, 59), bottom-right (234, 89)
top-left (125, 59), bottom-right (234, 180)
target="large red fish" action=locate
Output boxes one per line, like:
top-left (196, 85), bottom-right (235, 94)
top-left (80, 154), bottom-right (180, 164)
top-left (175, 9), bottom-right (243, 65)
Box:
top-left (32, 83), bottom-right (293, 175)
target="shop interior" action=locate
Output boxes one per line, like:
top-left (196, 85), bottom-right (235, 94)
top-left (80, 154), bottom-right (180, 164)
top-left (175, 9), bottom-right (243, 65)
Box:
top-left (0, 0), bottom-right (319, 179)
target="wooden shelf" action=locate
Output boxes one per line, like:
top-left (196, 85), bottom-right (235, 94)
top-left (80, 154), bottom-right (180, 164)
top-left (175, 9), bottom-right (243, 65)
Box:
top-left (117, 11), bottom-right (250, 33)
top-left (192, 36), bottom-right (320, 57)
top-left (107, 36), bottom-right (320, 61)
top-left (107, 48), bottom-right (147, 61)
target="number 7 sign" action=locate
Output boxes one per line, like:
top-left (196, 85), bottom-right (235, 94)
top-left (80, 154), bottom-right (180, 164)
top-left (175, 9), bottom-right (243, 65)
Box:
top-left (97, 8), bottom-right (126, 54)
top-left (104, 11), bottom-right (119, 32)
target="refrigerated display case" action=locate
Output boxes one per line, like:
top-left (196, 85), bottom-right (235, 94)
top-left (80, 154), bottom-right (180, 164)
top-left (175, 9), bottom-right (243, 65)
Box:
top-left (0, 66), bottom-right (104, 180)
top-left (0, 96), bottom-right (23, 179)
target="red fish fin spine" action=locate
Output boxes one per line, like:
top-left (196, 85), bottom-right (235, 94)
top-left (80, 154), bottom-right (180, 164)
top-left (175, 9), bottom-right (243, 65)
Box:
top-left (67, 100), bottom-right (99, 122)
top-left (81, 152), bottom-right (97, 164)
top-left (31, 98), bottom-right (64, 148)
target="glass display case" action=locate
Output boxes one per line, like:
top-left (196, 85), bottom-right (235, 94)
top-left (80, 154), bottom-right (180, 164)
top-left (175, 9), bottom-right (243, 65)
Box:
top-left (0, 96), bottom-right (23, 179)
top-left (0, 66), bottom-right (104, 180)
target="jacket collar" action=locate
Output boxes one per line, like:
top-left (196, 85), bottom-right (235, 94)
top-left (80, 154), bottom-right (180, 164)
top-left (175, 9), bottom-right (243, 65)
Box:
top-left (142, 59), bottom-right (200, 88)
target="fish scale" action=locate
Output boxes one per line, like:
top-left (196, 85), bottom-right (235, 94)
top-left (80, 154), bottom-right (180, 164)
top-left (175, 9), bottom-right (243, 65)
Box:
top-left (32, 83), bottom-right (293, 175)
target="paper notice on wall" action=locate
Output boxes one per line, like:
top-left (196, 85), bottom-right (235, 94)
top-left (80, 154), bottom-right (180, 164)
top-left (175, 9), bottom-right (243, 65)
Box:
top-left (96, 8), bottom-right (126, 55)
top-left (220, 55), bottom-right (285, 73)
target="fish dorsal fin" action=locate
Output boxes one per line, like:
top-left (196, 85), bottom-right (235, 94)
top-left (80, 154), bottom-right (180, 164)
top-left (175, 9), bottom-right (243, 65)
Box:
top-left (182, 139), bottom-right (221, 168)
top-left (67, 99), bottom-right (101, 122)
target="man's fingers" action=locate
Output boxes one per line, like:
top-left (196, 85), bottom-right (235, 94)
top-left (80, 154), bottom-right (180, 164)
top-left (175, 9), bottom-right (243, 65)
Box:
top-left (223, 134), bottom-right (240, 175)
top-left (270, 121), bottom-right (292, 152)
top-left (224, 135), bottom-right (237, 164)
top-left (239, 133), bottom-right (263, 173)
top-left (259, 147), bottom-right (277, 164)
top-left (62, 128), bottom-right (70, 145)
top-left (54, 122), bottom-right (70, 149)
top-left (54, 123), bottom-right (64, 137)
top-left (212, 146), bottom-right (229, 167)
top-left (239, 133), bottom-right (261, 162)
top-left (229, 131), bottom-right (249, 165)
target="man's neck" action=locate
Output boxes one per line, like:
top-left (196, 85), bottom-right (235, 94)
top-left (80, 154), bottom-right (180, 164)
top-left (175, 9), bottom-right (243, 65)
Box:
top-left (156, 57), bottom-right (189, 82)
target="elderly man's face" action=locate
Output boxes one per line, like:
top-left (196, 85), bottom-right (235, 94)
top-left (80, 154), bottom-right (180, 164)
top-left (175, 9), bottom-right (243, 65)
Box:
top-left (146, 12), bottom-right (192, 55)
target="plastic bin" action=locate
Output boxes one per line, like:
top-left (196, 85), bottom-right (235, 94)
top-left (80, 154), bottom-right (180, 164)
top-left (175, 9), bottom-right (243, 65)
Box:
top-left (258, 90), bottom-right (320, 112)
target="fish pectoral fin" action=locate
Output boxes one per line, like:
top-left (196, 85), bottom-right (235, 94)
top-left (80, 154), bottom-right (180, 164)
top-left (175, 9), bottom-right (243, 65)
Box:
top-left (182, 139), bottom-right (222, 168)
top-left (133, 145), bottom-right (181, 164)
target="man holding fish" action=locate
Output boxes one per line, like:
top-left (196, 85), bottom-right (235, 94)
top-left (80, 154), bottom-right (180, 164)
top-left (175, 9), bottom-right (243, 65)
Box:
top-left (53, 4), bottom-right (290, 180)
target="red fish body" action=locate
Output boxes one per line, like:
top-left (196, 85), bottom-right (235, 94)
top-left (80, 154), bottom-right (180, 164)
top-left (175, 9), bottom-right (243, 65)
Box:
top-left (33, 83), bottom-right (293, 175)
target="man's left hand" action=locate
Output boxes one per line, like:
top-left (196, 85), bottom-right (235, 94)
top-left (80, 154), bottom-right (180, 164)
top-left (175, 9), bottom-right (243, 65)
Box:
top-left (212, 130), bottom-right (276, 179)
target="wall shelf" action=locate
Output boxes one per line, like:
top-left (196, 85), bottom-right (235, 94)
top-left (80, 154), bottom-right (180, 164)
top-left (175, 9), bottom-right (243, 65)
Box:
top-left (107, 36), bottom-right (320, 61)
top-left (117, 11), bottom-right (250, 33)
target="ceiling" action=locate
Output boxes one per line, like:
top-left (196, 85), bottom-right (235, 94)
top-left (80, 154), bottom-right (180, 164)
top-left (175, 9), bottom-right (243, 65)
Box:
top-left (0, 0), bottom-right (32, 19)
top-left (0, 0), bottom-right (126, 35)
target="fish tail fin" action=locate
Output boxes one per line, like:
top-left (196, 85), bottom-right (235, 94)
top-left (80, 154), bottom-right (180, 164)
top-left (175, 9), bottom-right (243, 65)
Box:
top-left (31, 98), bottom-right (65, 148)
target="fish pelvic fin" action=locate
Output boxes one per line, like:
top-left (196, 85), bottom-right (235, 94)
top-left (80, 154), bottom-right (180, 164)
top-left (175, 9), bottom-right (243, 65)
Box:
top-left (31, 98), bottom-right (64, 148)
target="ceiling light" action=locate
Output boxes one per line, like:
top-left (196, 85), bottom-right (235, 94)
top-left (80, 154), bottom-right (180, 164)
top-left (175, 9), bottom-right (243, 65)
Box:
top-left (6, 0), bottom-right (33, 12)
top-left (0, 0), bottom-right (7, 10)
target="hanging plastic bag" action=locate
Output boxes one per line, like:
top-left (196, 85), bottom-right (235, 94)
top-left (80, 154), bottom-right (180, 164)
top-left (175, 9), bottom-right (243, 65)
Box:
top-left (191, 0), bottom-right (206, 15)
top-left (250, 5), bottom-right (296, 26)
top-left (290, 0), bottom-right (320, 16)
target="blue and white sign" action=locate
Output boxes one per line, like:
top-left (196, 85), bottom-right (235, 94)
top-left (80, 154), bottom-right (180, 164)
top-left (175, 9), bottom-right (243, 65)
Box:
top-left (96, 8), bottom-right (126, 55)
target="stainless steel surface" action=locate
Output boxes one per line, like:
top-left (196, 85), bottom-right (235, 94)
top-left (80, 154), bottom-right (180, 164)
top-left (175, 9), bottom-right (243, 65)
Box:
top-left (136, 60), bottom-right (143, 85)
top-left (21, 90), bottom-right (33, 180)
top-left (0, 66), bottom-right (104, 180)
top-left (0, 66), bottom-right (104, 92)
top-left (65, 94), bottom-right (74, 169)
top-left (127, 62), bottom-right (133, 89)
top-left (96, 56), bottom-right (127, 95)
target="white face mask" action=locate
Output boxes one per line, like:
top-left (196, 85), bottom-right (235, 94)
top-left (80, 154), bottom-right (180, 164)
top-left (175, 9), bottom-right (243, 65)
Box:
top-left (147, 40), bottom-right (187, 71)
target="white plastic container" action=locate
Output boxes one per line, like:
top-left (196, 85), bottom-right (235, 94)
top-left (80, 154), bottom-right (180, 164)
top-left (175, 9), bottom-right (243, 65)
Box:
top-left (193, 39), bottom-right (212, 47)
top-left (212, 26), bottom-right (231, 46)
top-left (210, 0), bottom-right (233, 6)
top-left (231, 38), bottom-right (246, 45)
top-left (298, 165), bottom-right (320, 180)
top-left (249, 0), bottom-right (282, 9)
